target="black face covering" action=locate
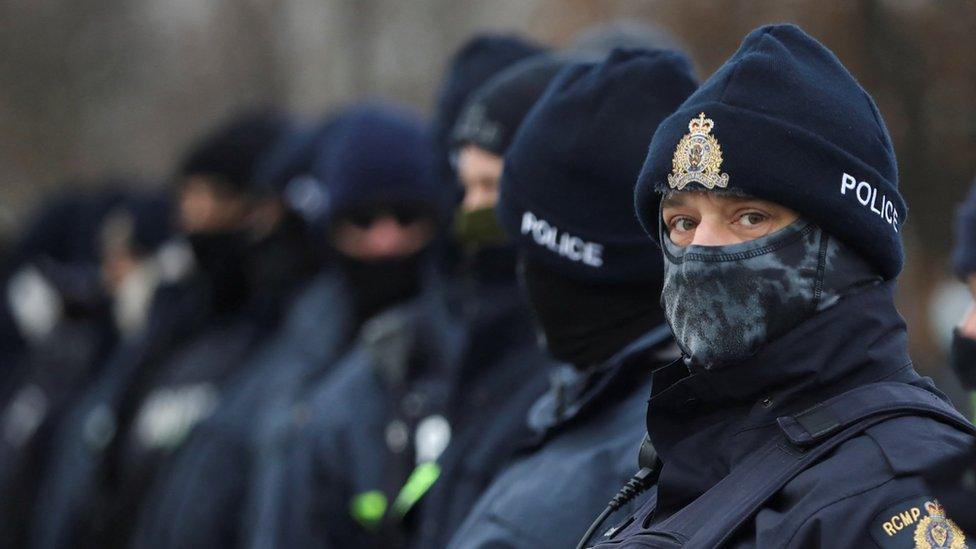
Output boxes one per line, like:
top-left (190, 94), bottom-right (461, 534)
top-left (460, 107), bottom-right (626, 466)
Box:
top-left (950, 330), bottom-right (976, 391)
top-left (186, 230), bottom-right (250, 313)
top-left (518, 255), bottom-right (665, 368)
top-left (337, 252), bottom-right (426, 331)
top-left (660, 218), bottom-right (882, 370)
top-left (187, 230), bottom-right (248, 275)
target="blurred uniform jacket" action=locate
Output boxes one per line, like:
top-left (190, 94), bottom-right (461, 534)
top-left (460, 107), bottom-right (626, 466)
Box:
top-left (0, 273), bottom-right (116, 549)
top-left (31, 275), bottom-right (211, 549)
top-left (130, 271), bottom-right (354, 548)
top-left (448, 324), bottom-right (676, 549)
top-left (0, 189), bottom-right (130, 548)
top-left (248, 271), bottom-right (464, 548)
top-left (401, 247), bottom-right (555, 549)
top-left (586, 282), bottom-right (976, 549)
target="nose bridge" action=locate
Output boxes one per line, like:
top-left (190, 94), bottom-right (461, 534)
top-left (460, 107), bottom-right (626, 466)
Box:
top-left (691, 215), bottom-right (733, 247)
top-left (463, 186), bottom-right (493, 212)
top-left (366, 215), bottom-right (404, 251)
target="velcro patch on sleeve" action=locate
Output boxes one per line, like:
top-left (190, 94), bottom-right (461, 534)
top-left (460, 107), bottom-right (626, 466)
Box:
top-left (870, 496), bottom-right (968, 548)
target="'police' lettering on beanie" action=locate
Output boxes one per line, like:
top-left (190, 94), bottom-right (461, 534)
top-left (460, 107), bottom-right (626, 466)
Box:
top-left (497, 48), bottom-right (697, 284)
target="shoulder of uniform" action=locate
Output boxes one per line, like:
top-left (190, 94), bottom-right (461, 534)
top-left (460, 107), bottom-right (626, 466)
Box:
top-left (781, 475), bottom-right (969, 549)
top-left (867, 495), bottom-right (969, 548)
top-left (862, 414), bottom-right (976, 476)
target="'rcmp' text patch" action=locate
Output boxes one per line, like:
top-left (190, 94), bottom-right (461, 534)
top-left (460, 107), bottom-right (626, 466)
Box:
top-left (870, 496), bottom-right (968, 548)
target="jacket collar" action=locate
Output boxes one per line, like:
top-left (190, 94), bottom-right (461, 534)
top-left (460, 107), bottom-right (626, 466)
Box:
top-left (528, 324), bottom-right (676, 435)
top-left (646, 281), bottom-right (917, 515)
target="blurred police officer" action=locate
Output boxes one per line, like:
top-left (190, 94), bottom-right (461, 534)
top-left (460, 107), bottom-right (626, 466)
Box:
top-left (428, 34), bottom-right (545, 212)
top-left (129, 112), bottom-right (345, 549)
top-left (448, 48), bottom-right (695, 549)
top-left (0, 187), bottom-right (169, 548)
top-left (31, 109), bottom-right (298, 549)
top-left (401, 53), bottom-right (571, 549)
top-left (584, 25), bottom-right (976, 548)
top-left (244, 102), bottom-right (459, 549)
top-left (244, 35), bottom-right (540, 544)
top-left (950, 178), bottom-right (976, 398)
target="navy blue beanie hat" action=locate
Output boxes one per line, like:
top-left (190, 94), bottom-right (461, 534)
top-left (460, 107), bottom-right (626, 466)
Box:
top-left (429, 34), bottom-right (545, 189)
top-left (313, 103), bottom-right (443, 227)
top-left (952, 178), bottom-right (976, 280)
top-left (497, 48), bottom-right (698, 284)
top-left (635, 24), bottom-right (907, 280)
top-left (450, 54), bottom-right (572, 156)
top-left (179, 109), bottom-right (291, 193)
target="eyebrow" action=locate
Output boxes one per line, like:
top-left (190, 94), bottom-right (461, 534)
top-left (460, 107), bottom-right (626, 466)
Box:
top-left (661, 190), bottom-right (758, 209)
top-left (661, 193), bottom-right (686, 209)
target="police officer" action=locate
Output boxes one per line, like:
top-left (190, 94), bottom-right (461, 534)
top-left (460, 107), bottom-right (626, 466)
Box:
top-left (0, 187), bottom-right (169, 548)
top-left (243, 102), bottom-right (459, 549)
top-left (584, 24), bottom-right (976, 548)
top-left (950, 178), bottom-right (976, 399)
top-left (129, 111), bottom-right (346, 549)
top-left (428, 34), bottom-right (544, 210)
top-left (448, 48), bottom-right (696, 549)
top-left (402, 53), bottom-right (571, 549)
top-left (31, 110), bottom-right (297, 549)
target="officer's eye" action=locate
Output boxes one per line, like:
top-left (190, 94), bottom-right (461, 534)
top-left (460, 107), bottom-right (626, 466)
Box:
top-left (670, 217), bottom-right (697, 233)
top-left (737, 212), bottom-right (768, 227)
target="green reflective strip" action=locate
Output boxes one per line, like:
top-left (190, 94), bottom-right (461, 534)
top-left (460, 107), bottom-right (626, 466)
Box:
top-left (392, 461), bottom-right (441, 517)
top-left (350, 490), bottom-right (387, 529)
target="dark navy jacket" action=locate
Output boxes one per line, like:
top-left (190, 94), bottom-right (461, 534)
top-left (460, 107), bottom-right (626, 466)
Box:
top-left (131, 272), bottom-right (352, 549)
top-left (447, 325), bottom-right (677, 549)
top-left (0, 310), bottom-right (116, 547)
top-left (30, 279), bottom-right (212, 549)
top-left (403, 249), bottom-right (555, 549)
top-left (588, 282), bottom-right (976, 548)
top-left (247, 282), bottom-right (465, 549)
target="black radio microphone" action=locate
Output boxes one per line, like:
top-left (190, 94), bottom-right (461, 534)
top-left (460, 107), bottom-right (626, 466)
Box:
top-left (575, 433), bottom-right (662, 549)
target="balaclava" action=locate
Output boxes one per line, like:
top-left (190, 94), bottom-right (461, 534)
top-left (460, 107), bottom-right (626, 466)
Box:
top-left (313, 103), bottom-right (443, 329)
top-left (635, 25), bottom-right (904, 369)
top-left (660, 214), bottom-right (881, 369)
top-left (496, 49), bottom-right (697, 367)
top-left (178, 109), bottom-right (291, 313)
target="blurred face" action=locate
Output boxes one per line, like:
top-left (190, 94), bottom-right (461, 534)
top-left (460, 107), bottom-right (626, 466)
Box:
top-left (661, 191), bottom-right (800, 247)
top-left (331, 206), bottom-right (435, 261)
top-left (178, 176), bottom-right (251, 234)
top-left (99, 212), bottom-right (140, 295)
top-left (457, 145), bottom-right (504, 212)
top-left (102, 246), bottom-right (140, 296)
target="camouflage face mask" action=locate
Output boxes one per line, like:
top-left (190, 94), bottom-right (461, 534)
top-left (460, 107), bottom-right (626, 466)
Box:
top-left (660, 218), bottom-right (880, 370)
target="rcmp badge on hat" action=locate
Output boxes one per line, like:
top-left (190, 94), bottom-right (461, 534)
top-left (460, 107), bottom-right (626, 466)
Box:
top-left (668, 113), bottom-right (730, 190)
top-left (913, 500), bottom-right (966, 549)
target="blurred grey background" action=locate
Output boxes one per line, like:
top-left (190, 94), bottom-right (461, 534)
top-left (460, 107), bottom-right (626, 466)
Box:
top-left (1, 0), bottom-right (975, 386)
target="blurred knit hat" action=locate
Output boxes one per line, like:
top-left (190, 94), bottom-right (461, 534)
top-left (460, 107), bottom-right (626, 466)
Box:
top-left (312, 103), bottom-right (445, 227)
top-left (179, 109), bottom-right (291, 193)
top-left (429, 34), bottom-right (545, 190)
top-left (498, 48), bottom-right (697, 284)
top-left (451, 54), bottom-right (571, 157)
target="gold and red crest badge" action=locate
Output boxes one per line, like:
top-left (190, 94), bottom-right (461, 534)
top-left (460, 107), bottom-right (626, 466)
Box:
top-left (667, 113), bottom-right (730, 191)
